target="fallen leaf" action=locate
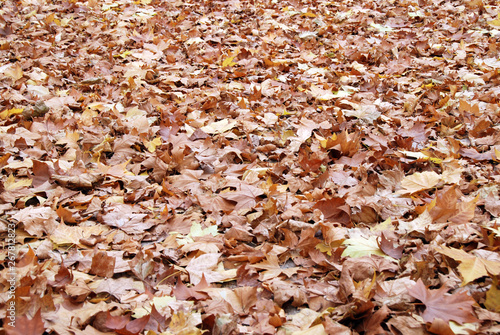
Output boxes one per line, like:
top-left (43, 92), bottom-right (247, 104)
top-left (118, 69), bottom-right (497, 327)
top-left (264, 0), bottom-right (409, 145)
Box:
top-left (342, 235), bottom-right (390, 259)
top-left (397, 171), bottom-right (441, 194)
top-left (408, 279), bottom-right (478, 324)
top-left (185, 253), bottom-right (236, 285)
top-left (90, 251), bottom-right (116, 278)
top-left (436, 246), bottom-right (500, 285)
top-left (4, 309), bottom-right (45, 335)
top-left (485, 278), bottom-right (500, 312)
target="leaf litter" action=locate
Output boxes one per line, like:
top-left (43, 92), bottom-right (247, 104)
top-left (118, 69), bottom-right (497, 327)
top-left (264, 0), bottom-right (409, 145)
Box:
top-left (1, 0), bottom-right (500, 334)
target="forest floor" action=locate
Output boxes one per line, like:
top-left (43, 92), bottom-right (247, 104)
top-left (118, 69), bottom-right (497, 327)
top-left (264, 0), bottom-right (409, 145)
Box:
top-left (1, 0), bottom-right (500, 334)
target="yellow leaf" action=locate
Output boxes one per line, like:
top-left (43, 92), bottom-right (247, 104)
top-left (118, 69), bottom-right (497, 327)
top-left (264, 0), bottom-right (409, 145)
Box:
top-left (309, 84), bottom-right (336, 100)
top-left (315, 242), bottom-right (333, 256)
top-left (59, 18), bottom-right (72, 27)
top-left (200, 119), bottom-right (237, 134)
top-left (397, 171), bottom-right (441, 194)
top-left (301, 12), bottom-right (317, 18)
top-left (342, 236), bottom-right (390, 259)
top-left (4, 174), bottom-right (32, 190)
top-left (371, 217), bottom-right (394, 232)
top-left (0, 108), bottom-right (23, 119)
top-left (145, 136), bottom-right (162, 152)
top-left (168, 310), bottom-right (203, 335)
top-left (222, 55), bottom-right (237, 67)
top-left (485, 278), bottom-right (500, 312)
top-left (222, 48), bottom-right (240, 67)
top-left (495, 148), bottom-right (500, 161)
top-left (114, 50), bottom-right (131, 58)
top-left (400, 150), bottom-right (442, 163)
top-left (436, 246), bottom-right (500, 285)
top-left (320, 134), bottom-right (337, 148)
top-left (132, 296), bottom-right (176, 318)
top-left (488, 14), bottom-right (500, 27)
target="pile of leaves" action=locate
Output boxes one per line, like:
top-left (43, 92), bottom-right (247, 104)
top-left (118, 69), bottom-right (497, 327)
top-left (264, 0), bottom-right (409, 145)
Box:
top-left (1, 0), bottom-right (500, 334)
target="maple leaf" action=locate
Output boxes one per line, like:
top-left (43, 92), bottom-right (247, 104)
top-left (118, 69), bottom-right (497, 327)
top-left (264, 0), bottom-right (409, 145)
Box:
top-left (250, 254), bottom-right (300, 281)
top-left (342, 235), bottom-right (392, 260)
top-left (435, 246), bottom-right (500, 285)
top-left (168, 169), bottom-right (204, 193)
top-left (397, 171), bottom-right (441, 194)
top-left (4, 309), bottom-right (45, 335)
top-left (185, 253), bottom-right (236, 285)
top-left (3, 174), bottom-right (32, 190)
top-left (485, 278), bottom-right (500, 312)
top-left (90, 251), bottom-right (116, 278)
top-left (101, 204), bottom-right (153, 234)
top-left (313, 197), bottom-right (351, 225)
top-left (12, 207), bottom-right (58, 237)
top-left (220, 183), bottom-right (264, 212)
top-left (408, 279), bottom-right (478, 324)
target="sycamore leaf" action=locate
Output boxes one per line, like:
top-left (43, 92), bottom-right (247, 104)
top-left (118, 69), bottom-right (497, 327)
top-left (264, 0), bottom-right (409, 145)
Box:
top-left (370, 23), bottom-right (393, 32)
top-left (485, 278), bottom-right (500, 312)
top-left (397, 171), bottom-right (441, 194)
top-left (0, 107), bottom-right (24, 119)
top-left (200, 119), bottom-right (237, 134)
top-left (408, 279), bottom-right (478, 324)
top-left (397, 210), bottom-right (433, 234)
top-left (250, 254), bottom-right (300, 281)
top-left (132, 296), bottom-right (177, 318)
top-left (4, 174), bottom-right (32, 190)
top-left (220, 183), bottom-right (264, 211)
top-left (309, 84), bottom-right (336, 100)
top-left (436, 246), bottom-right (500, 285)
top-left (185, 253), bottom-right (236, 285)
top-left (177, 222), bottom-right (219, 246)
top-left (291, 324), bottom-right (328, 335)
top-left (145, 136), bottom-right (162, 152)
top-left (342, 235), bottom-right (391, 259)
top-left (488, 14), bottom-right (500, 27)
top-left (4, 309), bottom-right (45, 335)
top-left (1, 62), bottom-right (23, 81)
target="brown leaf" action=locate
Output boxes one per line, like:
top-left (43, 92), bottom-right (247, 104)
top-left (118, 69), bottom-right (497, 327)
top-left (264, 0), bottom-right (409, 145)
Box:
top-left (90, 251), bottom-right (116, 278)
top-left (408, 279), bottom-right (478, 324)
top-left (173, 275), bottom-right (210, 301)
top-left (378, 232), bottom-right (404, 259)
top-left (52, 173), bottom-right (103, 189)
top-left (50, 264), bottom-right (73, 288)
top-left (220, 183), bottom-right (264, 212)
top-left (12, 207), bottom-right (58, 237)
top-left (4, 309), bottom-right (45, 335)
top-left (313, 197), bottom-right (351, 226)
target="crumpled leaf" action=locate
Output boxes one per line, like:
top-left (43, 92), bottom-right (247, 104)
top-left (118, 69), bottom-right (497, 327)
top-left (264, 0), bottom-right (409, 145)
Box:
top-left (52, 173), bottom-right (103, 189)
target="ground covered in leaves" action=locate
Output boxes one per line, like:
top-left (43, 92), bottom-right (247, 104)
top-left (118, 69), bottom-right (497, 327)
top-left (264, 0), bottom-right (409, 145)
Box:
top-left (1, 0), bottom-right (500, 334)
